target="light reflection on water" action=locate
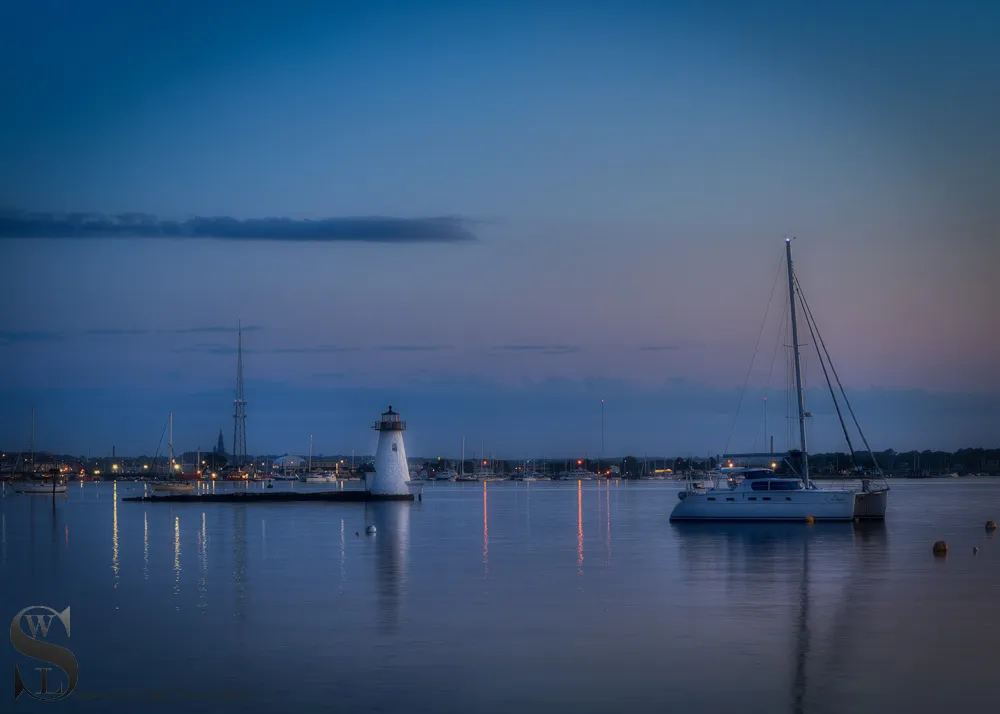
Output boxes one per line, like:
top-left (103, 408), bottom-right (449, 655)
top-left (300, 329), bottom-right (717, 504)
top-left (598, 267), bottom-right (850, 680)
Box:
top-left (577, 480), bottom-right (583, 575)
top-left (112, 481), bottom-right (119, 585)
top-left (339, 517), bottom-right (346, 594)
top-left (1, 480), bottom-right (999, 714)
top-left (173, 515), bottom-right (181, 600)
top-left (197, 511), bottom-right (208, 611)
top-left (482, 482), bottom-right (489, 576)
top-left (142, 510), bottom-right (148, 579)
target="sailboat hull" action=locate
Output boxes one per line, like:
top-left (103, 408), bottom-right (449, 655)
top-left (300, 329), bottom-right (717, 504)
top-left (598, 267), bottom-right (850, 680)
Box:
top-left (670, 489), bottom-right (858, 522)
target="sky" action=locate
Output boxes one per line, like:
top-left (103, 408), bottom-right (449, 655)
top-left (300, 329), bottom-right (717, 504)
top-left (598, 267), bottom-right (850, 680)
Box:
top-left (1, 0), bottom-right (998, 458)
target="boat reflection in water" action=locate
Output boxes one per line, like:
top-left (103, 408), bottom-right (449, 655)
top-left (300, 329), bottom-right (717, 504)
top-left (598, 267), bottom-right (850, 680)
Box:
top-left (672, 521), bottom-right (888, 714)
top-left (365, 501), bottom-right (410, 634)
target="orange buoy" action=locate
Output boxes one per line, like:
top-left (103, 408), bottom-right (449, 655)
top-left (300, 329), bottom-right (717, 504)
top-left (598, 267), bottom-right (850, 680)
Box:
top-left (805, 515), bottom-right (815, 524)
top-left (986, 521), bottom-right (997, 532)
top-left (933, 541), bottom-right (948, 555)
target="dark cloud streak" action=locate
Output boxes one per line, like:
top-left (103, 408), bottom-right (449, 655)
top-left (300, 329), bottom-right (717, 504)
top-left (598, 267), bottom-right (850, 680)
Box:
top-left (379, 345), bottom-right (452, 352)
top-left (0, 330), bottom-right (67, 343)
top-left (0, 211), bottom-right (478, 243)
top-left (159, 325), bottom-right (263, 334)
top-left (492, 345), bottom-right (582, 355)
top-left (272, 345), bottom-right (359, 354)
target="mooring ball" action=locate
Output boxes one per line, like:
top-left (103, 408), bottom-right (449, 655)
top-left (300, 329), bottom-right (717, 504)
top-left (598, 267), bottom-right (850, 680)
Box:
top-left (366, 525), bottom-right (376, 535)
top-left (933, 541), bottom-right (948, 555)
top-left (973, 546), bottom-right (980, 555)
top-left (805, 515), bottom-right (815, 524)
top-left (986, 521), bottom-right (997, 531)
top-left (355, 532), bottom-right (360, 537)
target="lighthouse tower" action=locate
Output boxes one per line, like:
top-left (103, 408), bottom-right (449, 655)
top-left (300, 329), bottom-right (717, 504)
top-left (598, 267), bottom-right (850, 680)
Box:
top-left (370, 405), bottom-right (411, 496)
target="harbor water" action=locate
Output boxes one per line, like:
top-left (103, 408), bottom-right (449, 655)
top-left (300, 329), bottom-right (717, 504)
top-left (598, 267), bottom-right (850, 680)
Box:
top-left (3, 479), bottom-right (999, 713)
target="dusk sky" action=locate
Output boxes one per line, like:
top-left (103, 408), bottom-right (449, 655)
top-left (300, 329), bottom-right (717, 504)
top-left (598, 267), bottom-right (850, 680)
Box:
top-left (1, 0), bottom-right (997, 458)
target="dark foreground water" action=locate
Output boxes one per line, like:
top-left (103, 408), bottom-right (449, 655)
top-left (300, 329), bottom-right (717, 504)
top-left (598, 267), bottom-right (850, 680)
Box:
top-left (2, 478), bottom-right (999, 714)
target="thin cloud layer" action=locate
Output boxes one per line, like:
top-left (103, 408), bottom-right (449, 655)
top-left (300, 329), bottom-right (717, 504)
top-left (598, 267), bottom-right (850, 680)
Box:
top-left (0, 211), bottom-right (478, 243)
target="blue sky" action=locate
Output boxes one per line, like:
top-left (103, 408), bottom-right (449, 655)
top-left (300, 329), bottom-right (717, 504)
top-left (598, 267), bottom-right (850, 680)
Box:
top-left (1, 0), bottom-right (997, 457)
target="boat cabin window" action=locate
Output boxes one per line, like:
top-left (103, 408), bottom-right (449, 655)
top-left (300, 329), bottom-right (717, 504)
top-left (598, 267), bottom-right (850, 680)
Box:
top-left (391, 443), bottom-right (397, 452)
top-left (750, 479), bottom-right (800, 491)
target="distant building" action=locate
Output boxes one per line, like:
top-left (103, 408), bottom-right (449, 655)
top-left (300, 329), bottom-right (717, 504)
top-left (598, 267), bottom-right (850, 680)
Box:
top-left (215, 430), bottom-right (226, 455)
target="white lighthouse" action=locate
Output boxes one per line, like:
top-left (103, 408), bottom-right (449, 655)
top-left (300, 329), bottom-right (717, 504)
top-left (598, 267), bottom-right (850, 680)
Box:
top-left (369, 405), bottom-right (411, 496)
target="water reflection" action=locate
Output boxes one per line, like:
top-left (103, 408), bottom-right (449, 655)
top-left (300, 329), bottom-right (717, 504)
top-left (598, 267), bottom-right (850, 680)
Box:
top-left (233, 506), bottom-right (247, 620)
top-left (482, 482), bottom-right (489, 576)
top-left (367, 502), bottom-right (410, 634)
top-left (1, 512), bottom-right (6, 565)
top-left (577, 480), bottom-right (583, 575)
top-left (792, 536), bottom-right (810, 714)
top-left (197, 512), bottom-right (208, 611)
top-left (672, 522), bottom-right (889, 714)
top-left (112, 481), bottom-right (119, 586)
top-left (143, 511), bottom-right (149, 580)
top-left (339, 518), bottom-right (346, 594)
top-left (605, 480), bottom-right (612, 565)
top-left (173, 515), bottom-right (181, 600)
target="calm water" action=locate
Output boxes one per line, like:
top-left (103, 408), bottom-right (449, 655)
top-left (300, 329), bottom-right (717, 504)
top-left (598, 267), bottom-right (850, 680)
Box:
top-left (3, 478), bottom-right (999, 713)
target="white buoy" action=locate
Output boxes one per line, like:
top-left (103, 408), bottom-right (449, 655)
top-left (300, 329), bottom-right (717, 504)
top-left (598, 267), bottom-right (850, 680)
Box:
top-left (973, 546), bottom-right (980, 555)
top-left (366, 525), bottom-right (376, 535)
top-left (369, 405), bottom-right (411, 496)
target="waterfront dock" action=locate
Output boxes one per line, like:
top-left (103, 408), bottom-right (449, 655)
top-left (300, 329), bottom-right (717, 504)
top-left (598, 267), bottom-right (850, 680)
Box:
top-left (122, 490), bottom-right (414, 503)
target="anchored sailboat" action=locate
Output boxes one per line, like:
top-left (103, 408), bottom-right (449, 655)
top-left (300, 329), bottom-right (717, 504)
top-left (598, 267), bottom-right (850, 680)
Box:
top-left (153, 412), bottom-right (195, 493)
top-left (670, 239), bottom-right (889, 522)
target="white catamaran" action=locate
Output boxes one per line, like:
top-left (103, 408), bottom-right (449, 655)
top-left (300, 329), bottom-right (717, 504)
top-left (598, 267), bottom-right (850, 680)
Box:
top-left (670, 239), bottom-right (889, 522)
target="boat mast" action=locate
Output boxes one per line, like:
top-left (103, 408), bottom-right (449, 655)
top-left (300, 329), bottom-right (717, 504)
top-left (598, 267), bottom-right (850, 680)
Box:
top-left (785, 238), bottom-right (810, 486)
top-left (168, 411), bottom-right (174, 480)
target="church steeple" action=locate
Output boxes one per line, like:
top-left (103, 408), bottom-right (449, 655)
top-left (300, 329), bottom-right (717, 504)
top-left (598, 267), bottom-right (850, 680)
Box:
top-left (216, 429), bottom-right (226, 455)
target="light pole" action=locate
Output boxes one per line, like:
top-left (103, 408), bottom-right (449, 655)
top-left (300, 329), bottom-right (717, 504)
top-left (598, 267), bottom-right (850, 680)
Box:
top-left (601, 399), bottom-right (605, 474)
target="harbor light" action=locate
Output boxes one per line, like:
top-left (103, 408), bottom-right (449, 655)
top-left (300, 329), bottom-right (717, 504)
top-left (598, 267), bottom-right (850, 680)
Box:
top-left (771, 462), bottom-right (777, 469)
top-left (143, 464), bottom-right (148, 469)
top-left (112, 464), bottom-right (118, 471)
top-left (174, 463), bottom-right (181, 471)
top-left (211, 472), bottom-right (217, 479)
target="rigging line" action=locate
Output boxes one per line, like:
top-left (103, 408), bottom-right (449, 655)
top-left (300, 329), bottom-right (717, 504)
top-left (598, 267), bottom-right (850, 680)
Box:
top-left (794, 275), bottom-right (884, 479)
top-left (152, 415), bottom-right (168, 464)
top-left (722, 252), bottom-right (785, 458)
top-left (756, 295), bottom-right (789, 451)
top-left (794, 280), bottom-right (859, 471)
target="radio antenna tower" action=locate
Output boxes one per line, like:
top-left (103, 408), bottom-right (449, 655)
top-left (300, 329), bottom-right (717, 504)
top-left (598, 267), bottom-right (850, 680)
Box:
top-left (233, 319), bottom-right (248, 470)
